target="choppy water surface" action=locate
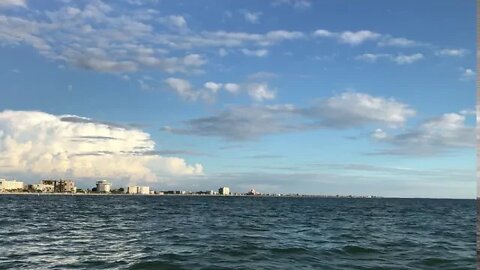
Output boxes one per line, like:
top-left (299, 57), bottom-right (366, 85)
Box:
top-left (0, 195), bottom-right (475, 269)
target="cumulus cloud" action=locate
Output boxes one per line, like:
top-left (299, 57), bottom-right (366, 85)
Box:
top-left (356, 53), bottom-right (424, 64)
top-left (377, 37), bottom-right (422, 47)
top-left (224, 83), bottom-right (241, 93)
top-left (204, 82), bottom-right (223, 93)
top-left (391, 53), bottom-right (424, 64)
top-left (241, 10), bottom-right (262, 24)
top-left (0, 110), bottom-right (203, 183)
top-left (313, 29), bottom-right (423, 47)
top-left (218, 48), bottom-right (228, 57)
top-left (163, 105), bottom-right (300, 141)
top-left (339, 30), bottom-right (381, 45)
top-left (0, 1), bottom-right (209, 74)
top-left (164, 78), bottom-right (201, 101)
top-left (0, 2), bottom-right (301, 74)
top-left (164, 78), bottom-right (274, 102)
top-left (241, 48), bottom-right (269, 57)
top-left (272, 0), bottom-right (312, 10)
top-left (303, 92), bottom-right (415, 128)
top-left (435, 48), bottom-right (468, 57)
top-left (459, 68), bottom-right (475, 81)
top-left (248, 71), bottom-right (278, 80)
top-left (247, 83), bottom-right (276, 101)
top-left (313, 29), bottom-right (381, 45)
top-left (158, 15), bottom-right (188, 31)
top-left (355, 53), bottom-right (390, 63)
top-left (160, 30), bottom-right (305, 49)
top-left (0, 0), bottom-right (26, 8)
top-left (371, 112), bottom-right (474, 155)
top-left (164, 92), bottom-right (415, 140)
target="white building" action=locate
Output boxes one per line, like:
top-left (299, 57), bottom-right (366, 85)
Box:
top-left (41, 180), bottom-right (76, 193)
top-left (31, 184), bottom-right (54, 193)
top-left (219, 187), bottom-right (230, 195)
top-left (138, 186), bottom-right (150, 195)
top-left (127, 186), bottom-right (150, 194)
top-left (0, 179), bottom-right (24, 192)
top-left (128, 186), bottom-right (139, 194)
top-left (96, 180), bottom-right (112, 193)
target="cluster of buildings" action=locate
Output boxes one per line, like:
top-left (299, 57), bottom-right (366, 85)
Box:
top-left (0, 179), bottom-right (76, 193)
top-left (127, 185), bottom-right (151, 195)
top-left (0, 179), bottom-right (24, 192)
top-left (1, 178), bottom-right (272, 197)
top-left (94, 181), bottom-right (152, 195)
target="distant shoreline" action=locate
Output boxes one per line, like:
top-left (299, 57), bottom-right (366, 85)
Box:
top-left (0, 192), bottom-right (372, 198)
top-left (0, 192), bottom-right (474, 199)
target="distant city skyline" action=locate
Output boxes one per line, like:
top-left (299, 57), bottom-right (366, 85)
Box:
top-left (0, 0), bottom-right (475, 198)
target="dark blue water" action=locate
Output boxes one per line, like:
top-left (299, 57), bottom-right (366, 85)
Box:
top-left (0, 195), bottom-right (475, 269)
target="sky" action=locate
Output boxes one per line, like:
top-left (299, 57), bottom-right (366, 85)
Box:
top-left (0, 0), bottom-right (476, 198)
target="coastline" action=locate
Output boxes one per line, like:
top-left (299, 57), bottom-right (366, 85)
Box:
top-left (0, 192), bottom-right (378, 198)
top-left (0, 192), bottom-right (474, 199)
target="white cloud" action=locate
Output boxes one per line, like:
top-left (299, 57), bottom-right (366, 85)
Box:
top-left (165, 78), bottom-right (276, 102)
top-left (339, 30), bottom-right (381, 45)
top-left (0, 2), bottom-right (207, 74)
top-left (218, 48), bottom-right (228, 57)
top-left (241, 48), bottom-right (269, 57)
top-left (312, 29), bottom-right (334, 38)
top-left (313, 29), bottom-right (380, 45)
top-left (292, 0), bottom-right (311, 9)
top-left (248, 71), bottom-right (278, 80)
top-left (0, 1), bottom-right (304, 73)
top-left (371, 128), bottom-right (388, 140)
top-left (0, 0), bottom-right (26, 8)
top-left (163, 30), bottom-right (304, 49)
top-left (73, 57), bottom-right (138, 73)
top-left (0, 110), bottom-right (203, 183)
top-left (435, 49), bottom-right (468, 57)
top-left (165, 78), bottom-right (199, 101)
top-left (247, 83), bottom-right (276, 101)
top-left (204, 82), bottom-right (223, 93)
top-left (224, 83), bottom-right (240, 93)
top-left (305, 92), bottom-right (415, 128)
top-left (313, 29), bottom-right (423, 48)
top-left (272, 0), bottom-right (312, 10)
top-left (378, 37), bottom-right (420, 47)
top-left (158, 15), bottom-right (188, 31)
top-left (460, 68), bottom-right (475, 81)
top-left (356, 53), bottom-right (424, 65)
top-left (391, 53), bottom-right (424, 64)
top-left (164, 105), bottom-right (299, 140)
top-left (242, 10), bottom-right (262, 24)
top-left (165, 92), bottom-right (416, 141)
top-left (355, 53), bottom-right (390, 63)
top-left (372, 112), bottom-right (475, 155)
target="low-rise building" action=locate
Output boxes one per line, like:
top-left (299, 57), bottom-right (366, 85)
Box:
top-left (139, 186), bottom-right (150, 195)
top-left (29, 184), bottom-right (54, 193)
top-left (219, 187), bottom-right (230, 195)
top-left (41, 180), bottom-right (76, 193)
top-left (96, 180), bottom-right (112, 193)
top-left (127, 186), bottom-right (150, 194)
top-left (0, 179), bottom-right (24, 192)
top-left (127, 186), bottom-right (138, 194)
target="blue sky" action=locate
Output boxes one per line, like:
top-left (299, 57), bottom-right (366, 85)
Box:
top-left (0, 0), bottom-right (475, 198)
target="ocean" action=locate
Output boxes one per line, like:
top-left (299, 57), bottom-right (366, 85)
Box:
top-left (0, 195), bottom-right (475, 269)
